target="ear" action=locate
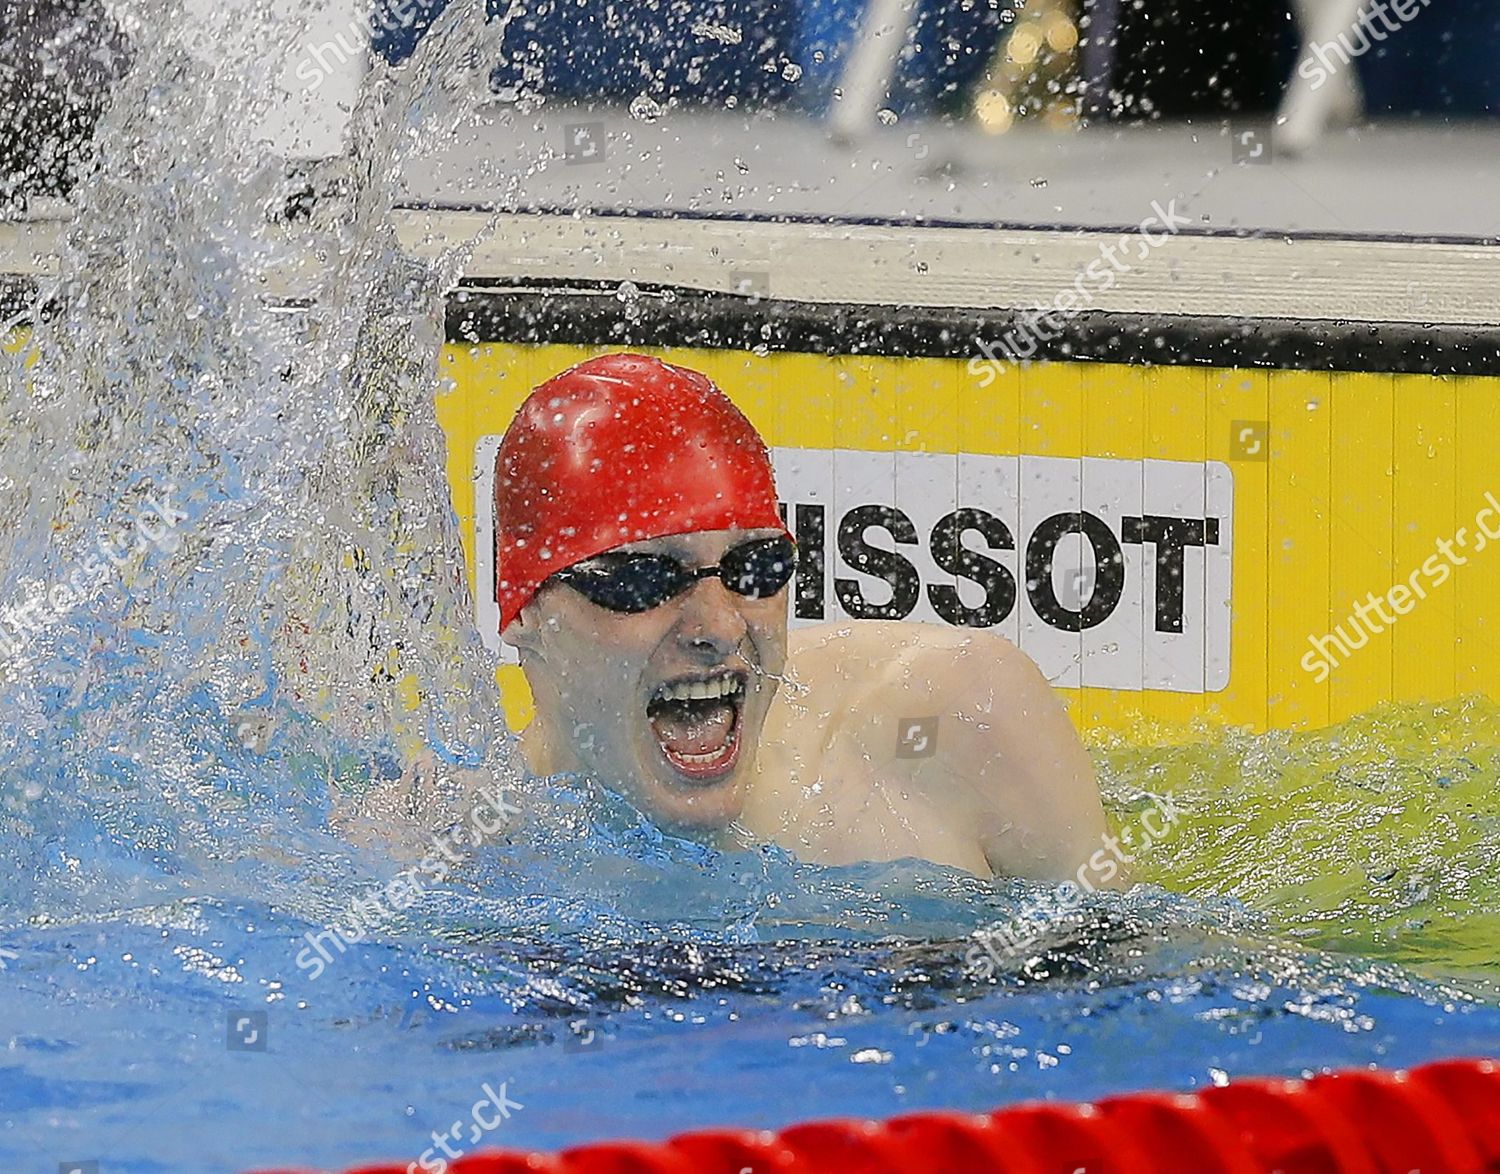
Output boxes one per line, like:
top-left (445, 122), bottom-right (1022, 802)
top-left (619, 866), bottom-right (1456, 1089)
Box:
top-left (501, 604), bottom-right (541, 652)
top-left (500, 616), bottom-right (528, 649)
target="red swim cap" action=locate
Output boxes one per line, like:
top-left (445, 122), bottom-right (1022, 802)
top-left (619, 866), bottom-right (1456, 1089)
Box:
top-left (493, 353), bottom-right (788, 633)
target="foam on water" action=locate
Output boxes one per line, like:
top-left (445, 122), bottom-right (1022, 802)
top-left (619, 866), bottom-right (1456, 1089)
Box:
top-left (0, 5), bottom-right (1497, 1171)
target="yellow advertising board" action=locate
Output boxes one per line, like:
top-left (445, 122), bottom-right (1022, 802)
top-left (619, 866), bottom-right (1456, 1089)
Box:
top-left (8, 216), bottom-right (1500, 744)
top-left (437, 341), bottom-right (1500, 740)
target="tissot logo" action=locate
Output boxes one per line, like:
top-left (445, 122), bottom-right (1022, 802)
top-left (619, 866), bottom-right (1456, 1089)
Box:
top-left (474, 443), bottom-right (1233, 693)
top-left (771, 449), bottom-right (1232, 692)
top-left (782, 498), bottom-right (1223, 630)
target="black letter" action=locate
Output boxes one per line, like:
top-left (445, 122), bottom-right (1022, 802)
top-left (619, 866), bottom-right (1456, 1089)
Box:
top-left (1025, 512), bottom-right (1124, 630)
top-left (1121, 515), bottom-right (1212, 633)
top-left (928, 508), bottom-right (1016, 627)
top-left (835, 505), bottom-right (921, 620)
top-left (782, 502), bottom-right (826, 620)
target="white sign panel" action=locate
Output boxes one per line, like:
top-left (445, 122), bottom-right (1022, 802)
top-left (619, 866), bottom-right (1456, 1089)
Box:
top-left (474, 442), bottom-right (1233, 692)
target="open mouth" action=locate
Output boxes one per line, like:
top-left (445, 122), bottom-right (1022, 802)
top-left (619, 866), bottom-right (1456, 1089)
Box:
top-left (645, 670), bottom-right (746, 782)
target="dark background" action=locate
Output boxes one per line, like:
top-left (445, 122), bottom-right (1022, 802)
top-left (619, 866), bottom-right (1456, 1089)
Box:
top-left (3, 0), bottom-right (1499, 207)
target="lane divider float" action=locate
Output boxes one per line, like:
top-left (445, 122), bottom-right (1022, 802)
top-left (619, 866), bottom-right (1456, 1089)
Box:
top-left (254, 1056), bottom-right (1499, 1173)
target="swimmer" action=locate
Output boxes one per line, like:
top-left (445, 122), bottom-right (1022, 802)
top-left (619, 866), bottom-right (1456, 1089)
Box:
top-left (496, 353), bottom-right (1109, 879)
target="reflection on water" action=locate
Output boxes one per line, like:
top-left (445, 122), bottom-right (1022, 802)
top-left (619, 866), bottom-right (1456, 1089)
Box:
top-left (0, 4), bottom-right (1497, 1173)
top-left (1105, 697), bottom-right (1500, 979)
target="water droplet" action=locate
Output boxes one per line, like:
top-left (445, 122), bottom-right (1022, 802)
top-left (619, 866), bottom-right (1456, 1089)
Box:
top-left (629, 93), bottom-right (664, 122)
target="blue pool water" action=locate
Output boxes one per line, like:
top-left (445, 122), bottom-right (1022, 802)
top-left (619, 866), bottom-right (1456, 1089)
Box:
top-left (4, 755), bottom-right (1498, 1173)
top-left (4, 829), bottom-right (1498, 1172)
top-left (1, 5), bottom-right (1497, 1173)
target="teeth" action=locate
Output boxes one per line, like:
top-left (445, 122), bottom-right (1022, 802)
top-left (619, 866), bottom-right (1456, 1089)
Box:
top-left (655, 673), bottom-right (743, 704)
top-left (673, 745), bottom-right (732, 764)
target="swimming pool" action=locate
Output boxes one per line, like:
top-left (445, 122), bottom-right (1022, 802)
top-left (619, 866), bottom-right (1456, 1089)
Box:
top-left (4, 724), bottom-right (1498, 1173)
top-left (1, 6), bottom-right (1497, 1173)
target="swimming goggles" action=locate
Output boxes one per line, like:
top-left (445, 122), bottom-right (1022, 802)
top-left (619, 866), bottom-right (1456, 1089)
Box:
top-left (552, 535), bottom-right (797, 613)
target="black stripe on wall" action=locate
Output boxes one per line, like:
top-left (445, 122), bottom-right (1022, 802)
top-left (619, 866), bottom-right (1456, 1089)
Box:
top-left (445, 280), bottom-right (1500, 377)
top-left (9, 273), bottom-right (1498, 377)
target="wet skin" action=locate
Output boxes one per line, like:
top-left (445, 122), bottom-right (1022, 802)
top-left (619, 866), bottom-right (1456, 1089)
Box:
top-left (506, 527), bottom-right (788, 833)
top-left (507, 528), bottom-right (1110, 880)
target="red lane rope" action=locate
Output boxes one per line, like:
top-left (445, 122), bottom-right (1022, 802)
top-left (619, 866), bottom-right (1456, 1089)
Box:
top-left (254, 1056), bottom-right (1498, 1174)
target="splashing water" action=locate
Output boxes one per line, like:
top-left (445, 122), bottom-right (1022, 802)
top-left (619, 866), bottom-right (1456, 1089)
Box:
top-left (0, 0), bottom-right (527, 922)
top-left (1101, 697), bottom-right (1500, 978)
top-left (0, 4), bottom-right (1498, 1172)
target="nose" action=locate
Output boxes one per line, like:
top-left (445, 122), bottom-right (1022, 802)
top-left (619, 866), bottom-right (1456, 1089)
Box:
top-left (673, 576), bottom-right (748, 661)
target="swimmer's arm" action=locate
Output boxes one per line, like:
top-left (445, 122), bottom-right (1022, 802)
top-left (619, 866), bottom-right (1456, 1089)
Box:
top-left (329, 746), bottom-right (514, 859)
top-left (916, 634), bottom-right (1112, 883)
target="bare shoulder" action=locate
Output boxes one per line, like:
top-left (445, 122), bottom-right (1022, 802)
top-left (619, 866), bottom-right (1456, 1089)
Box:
top-left (777, 621), bottom-right (1108, 880)
top-left (786, 620), bottom-right (1047, 709)
top-left (789, 618), bottom-right (996, 656)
